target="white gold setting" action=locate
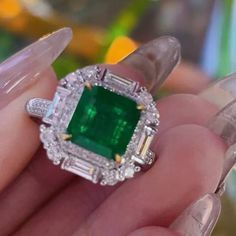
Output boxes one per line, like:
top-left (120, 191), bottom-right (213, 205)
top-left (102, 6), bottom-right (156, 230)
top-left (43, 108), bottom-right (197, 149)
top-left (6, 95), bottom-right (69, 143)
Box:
top-left (26, 66), bottom-right (160, 185)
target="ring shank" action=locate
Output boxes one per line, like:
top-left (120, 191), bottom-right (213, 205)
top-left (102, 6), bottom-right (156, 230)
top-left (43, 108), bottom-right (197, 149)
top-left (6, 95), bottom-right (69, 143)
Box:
top-left (26, 98), bottom-right (52, 118)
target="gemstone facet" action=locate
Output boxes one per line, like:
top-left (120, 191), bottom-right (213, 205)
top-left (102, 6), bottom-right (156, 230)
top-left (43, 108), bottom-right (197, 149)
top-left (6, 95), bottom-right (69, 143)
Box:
top-left (67, 86), bottom-right (141, 160)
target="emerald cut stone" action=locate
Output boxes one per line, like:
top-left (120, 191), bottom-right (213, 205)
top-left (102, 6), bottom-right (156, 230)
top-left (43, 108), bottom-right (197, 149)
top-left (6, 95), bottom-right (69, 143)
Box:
top-left (66, 86), bottom-right (141, 160)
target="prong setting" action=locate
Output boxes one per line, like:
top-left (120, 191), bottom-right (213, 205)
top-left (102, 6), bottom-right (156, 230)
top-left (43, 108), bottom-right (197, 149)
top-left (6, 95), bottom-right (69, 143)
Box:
top-left (61, 134), bottom-right (72, 141)
top-left (84, 81), bottom-right (93, 90)
top-left (137, 104), bottom-right (146, 110)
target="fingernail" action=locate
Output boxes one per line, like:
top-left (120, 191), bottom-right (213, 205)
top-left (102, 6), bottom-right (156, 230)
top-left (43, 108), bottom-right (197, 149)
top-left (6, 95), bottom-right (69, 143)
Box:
top-left (199, 72), bottom-right (236, 109)
top-left (119, 36), bottom-right (181, 96)
top-left (0, 27), bottom-right (72, 109)
top-left (208, 99), bottom-right (236, 146)
top-left (215, 144), bottom-right (236, 196)
top-left (170, 193), bottom-right (221, 236)
top-left (208, 100), bottom-right (236, 193)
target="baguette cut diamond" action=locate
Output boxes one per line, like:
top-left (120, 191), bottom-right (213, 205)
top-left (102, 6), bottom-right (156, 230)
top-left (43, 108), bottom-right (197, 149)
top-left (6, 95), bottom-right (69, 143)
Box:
top-left (67, 86), bottom-right (141, 160)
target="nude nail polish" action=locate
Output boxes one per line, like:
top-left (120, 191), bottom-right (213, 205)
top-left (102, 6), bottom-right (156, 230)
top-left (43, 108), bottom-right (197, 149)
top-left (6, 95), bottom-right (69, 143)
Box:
top-left (0, 27), bottom-right (72, 109)
top-left (170, 193), bottom-right (221, 236)
top-left (208, 100), bottom-right (236, 189)
top-left (208, 98), bottom-right (236, 147)
top-left (200, 72), bottom-right (236, 109)
top-left (119, 36), bottom-right (181, 96)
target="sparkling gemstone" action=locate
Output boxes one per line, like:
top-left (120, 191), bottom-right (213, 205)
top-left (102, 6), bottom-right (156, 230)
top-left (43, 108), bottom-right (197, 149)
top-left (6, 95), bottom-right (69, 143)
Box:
top-left (67, 86), bottom-right (141, 160)
top-left (124, 167), bottom-right (135, 178)
top-left (45, 92), bottom-right (60, 121)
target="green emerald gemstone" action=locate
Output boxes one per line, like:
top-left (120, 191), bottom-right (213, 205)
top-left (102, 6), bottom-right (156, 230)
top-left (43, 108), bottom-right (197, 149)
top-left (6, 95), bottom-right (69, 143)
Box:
top-left (66, 86), bottom-right (141, 160)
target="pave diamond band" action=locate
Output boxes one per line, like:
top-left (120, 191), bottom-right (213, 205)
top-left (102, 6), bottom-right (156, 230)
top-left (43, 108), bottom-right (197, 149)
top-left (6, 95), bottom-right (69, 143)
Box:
top-left (26, 65), bottom-right (159, 185)
top-left (26, 98), bottom-right (51, 118)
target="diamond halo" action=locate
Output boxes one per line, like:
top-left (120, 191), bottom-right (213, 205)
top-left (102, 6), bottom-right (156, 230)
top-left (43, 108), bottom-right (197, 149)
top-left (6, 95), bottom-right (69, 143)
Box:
top-left (28, 66), bottom-right (160, 186)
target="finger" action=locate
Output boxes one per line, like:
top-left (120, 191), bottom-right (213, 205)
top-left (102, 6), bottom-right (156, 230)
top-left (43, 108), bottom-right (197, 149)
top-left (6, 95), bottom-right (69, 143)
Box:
top-left (199, 72), bottom-right (236, 110)
top-left (130, 194), bottom-right (221, 236)
top-left (73, 125), bottom-right (225, 236)
top-left (157, 93), bottom-right (217, 135)
top-left (0, 28), bottom-right (72, 191)
top-left (0, 148), bottom-right (74, 236)
top-left (0, 28), bottom-right (72, 110)
top-left (170, 193), bottom-right (221, 236)
top-left (1, 91), bottom-right (217, 235)
top-left (0, 62), bottom-right (147, 235)
top-left (162, 62), bottom-right (209, 94)
top-left (13, 179), bottom-right (115, 236)
top-left (0, 64), bottom-right (148, 235)
top-left (119, 36), bottom-right (181, 95)
top-left (15, 124), bottom-right (225, 236)
top-left (0, 68), bottom-right (57, 191)
top-left (208, 99), bottom-right (236, 194)
top-left (0, 90), bottom-right (218, 236)
top-left (128, 226), bottom-right (179, 236)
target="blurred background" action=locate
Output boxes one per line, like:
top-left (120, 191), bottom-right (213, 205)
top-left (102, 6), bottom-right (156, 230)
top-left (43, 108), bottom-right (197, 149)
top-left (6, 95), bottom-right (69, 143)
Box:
top-left (0, 0), bottom-right (235, 235)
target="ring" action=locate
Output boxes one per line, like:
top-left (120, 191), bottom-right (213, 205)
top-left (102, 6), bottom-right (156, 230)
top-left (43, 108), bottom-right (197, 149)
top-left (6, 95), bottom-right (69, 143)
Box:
top-left (26, 66), bottom-right (159, 185)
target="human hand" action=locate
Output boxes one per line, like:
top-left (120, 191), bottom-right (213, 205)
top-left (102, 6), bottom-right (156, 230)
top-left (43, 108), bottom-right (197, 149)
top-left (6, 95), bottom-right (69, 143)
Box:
top-left (0, 28), bottom-right (231, 236)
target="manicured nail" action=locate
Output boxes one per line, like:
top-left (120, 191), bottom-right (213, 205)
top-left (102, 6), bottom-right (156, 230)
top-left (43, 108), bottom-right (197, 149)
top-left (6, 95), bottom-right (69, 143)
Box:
top-left (208, 99), bottom-right (236, 146)
top-left (170, 194), bottom-right (221, 236)
top-left (215, 144), bottom-right (236, 196)
top-left (208, 100), bottom-right (236, 193)
top-left (0, 27), bottom-right (72, 109)
top-left (119, 36), bottom-right (181, 96)
top-left (199, 72), bottom-right (236, 109)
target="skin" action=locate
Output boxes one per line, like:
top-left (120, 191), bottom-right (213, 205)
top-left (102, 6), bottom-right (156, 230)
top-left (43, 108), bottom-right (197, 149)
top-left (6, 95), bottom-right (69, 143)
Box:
top-left (0, 64), bottom-right (226, 236)
top-left (162, 61), bottom-right (209, 94)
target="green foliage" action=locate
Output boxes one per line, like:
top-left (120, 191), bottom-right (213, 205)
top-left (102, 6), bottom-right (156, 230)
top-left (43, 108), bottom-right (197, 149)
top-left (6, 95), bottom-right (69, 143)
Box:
top-left (52, 54), bottom-right (80, 79)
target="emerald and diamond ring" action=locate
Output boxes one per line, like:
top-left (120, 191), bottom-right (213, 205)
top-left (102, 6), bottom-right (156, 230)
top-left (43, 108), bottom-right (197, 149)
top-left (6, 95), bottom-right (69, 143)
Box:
top-left (26, 66), bottom-right (159, 185)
